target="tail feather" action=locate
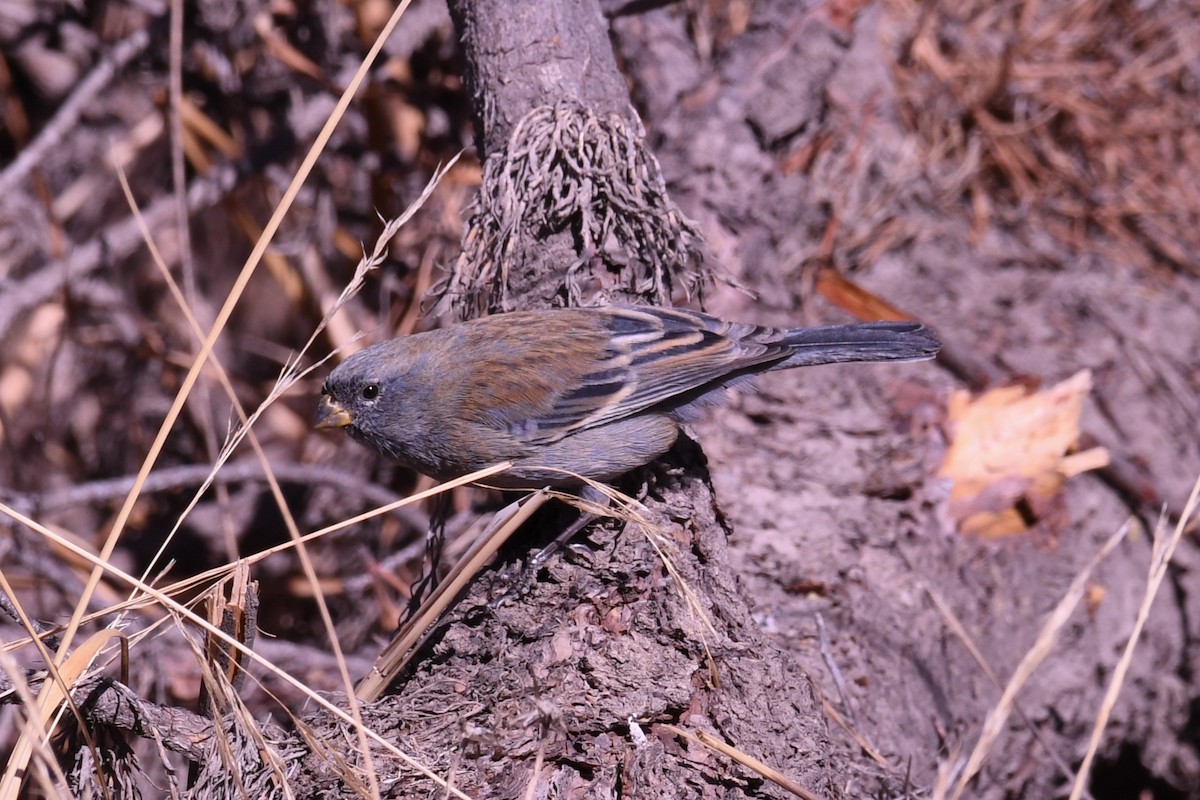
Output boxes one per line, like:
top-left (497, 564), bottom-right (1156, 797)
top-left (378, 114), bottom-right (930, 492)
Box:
top-left (777, 321), bottom-right (941, 368)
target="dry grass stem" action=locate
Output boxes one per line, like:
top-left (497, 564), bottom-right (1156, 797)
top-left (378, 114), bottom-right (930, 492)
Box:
top-left (662, 724), bottom-right (824, 800)
top-left (357, 486), bottom-right (540, 701)
top-left (947, 519), bottom-right (1132, 799)
top-left (921, 579), bottom-right (1084, 792)
top-left (1067, 473), bottom-right (1200, 800)
top-left (0, 494), bottom-right (481, 799)
top-left (889, 0), bottom-right (1200, 275)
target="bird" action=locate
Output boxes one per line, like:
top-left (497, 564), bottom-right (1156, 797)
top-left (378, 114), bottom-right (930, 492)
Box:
top-left (314, 305), bottom-right (940, 488)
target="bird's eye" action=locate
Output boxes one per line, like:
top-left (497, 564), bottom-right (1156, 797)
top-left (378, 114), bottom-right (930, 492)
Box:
top-left (320, 380), bottom-right (330, 395)
top-left (361, 383), bottom-right (380, 401)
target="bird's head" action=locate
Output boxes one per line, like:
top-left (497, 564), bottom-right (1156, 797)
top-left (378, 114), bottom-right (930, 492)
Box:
top-left (314, 340), bottom-right (431, 462)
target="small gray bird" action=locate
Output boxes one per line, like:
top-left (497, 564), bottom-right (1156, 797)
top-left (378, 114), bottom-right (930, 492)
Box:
top-left (314, 305), bottom-right (940, 487)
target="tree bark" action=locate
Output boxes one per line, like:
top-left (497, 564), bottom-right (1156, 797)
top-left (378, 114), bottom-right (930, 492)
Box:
top-left (435, 0), bottom-right (707, 317)
top-left (358, 0), bottom-right (841, 797)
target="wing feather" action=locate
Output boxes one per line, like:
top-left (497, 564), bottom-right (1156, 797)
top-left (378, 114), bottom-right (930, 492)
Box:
top-left (518, 306), bottom-right (789, 443)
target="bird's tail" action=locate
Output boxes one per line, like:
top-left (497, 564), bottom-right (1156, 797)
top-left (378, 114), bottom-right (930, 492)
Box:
top-left (777, 321), bottom-right (941, 368)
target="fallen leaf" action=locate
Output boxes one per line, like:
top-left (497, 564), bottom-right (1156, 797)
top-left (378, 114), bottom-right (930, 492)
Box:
top-left (939, 370), bottom-right (1109, 538)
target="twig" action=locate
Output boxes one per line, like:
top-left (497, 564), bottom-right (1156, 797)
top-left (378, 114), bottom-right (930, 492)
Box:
top-left (0, 28), bottom-right (152, 199)
top-left (0, 670), bottom-right (247, 765)
top-left (0, 589), bottom-right (62, 653)
top-left (0, 164), bottom-right (236, 343)
top-left (662, 724), bottom-right (825, 800)
top-left (2, 459), bottom-right (428, 530)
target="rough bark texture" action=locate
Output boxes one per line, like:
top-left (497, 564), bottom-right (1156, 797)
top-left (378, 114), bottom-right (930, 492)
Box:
top-left (437, 0), bottom-right (707, 317)
top-left (314, 443), bottom-right (837, 797)
top-left (383, 0), bottom-right (837, 797)
top-left (446, 0), bottom-right (634, 159)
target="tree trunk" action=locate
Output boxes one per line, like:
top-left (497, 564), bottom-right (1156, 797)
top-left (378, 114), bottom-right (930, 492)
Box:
top-left (362, 0), bottom-right (840, 797)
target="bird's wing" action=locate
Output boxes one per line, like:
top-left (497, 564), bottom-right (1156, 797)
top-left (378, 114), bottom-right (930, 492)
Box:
top-left (518, 306), bottom-right (791, 443)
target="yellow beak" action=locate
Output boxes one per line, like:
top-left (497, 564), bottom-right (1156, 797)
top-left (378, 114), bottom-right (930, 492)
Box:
top-left (314, 395), bottom-right (355, 429)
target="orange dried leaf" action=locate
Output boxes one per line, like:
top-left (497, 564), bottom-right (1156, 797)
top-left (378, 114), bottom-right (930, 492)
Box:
top-left (815, 269), bottom-right (913, 322)
top-left (939, 370), bottom-right (1109, 537)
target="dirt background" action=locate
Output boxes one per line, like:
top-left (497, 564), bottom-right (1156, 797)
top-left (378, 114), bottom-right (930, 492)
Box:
top-left (2, 0), bottom-right (1199, 798)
